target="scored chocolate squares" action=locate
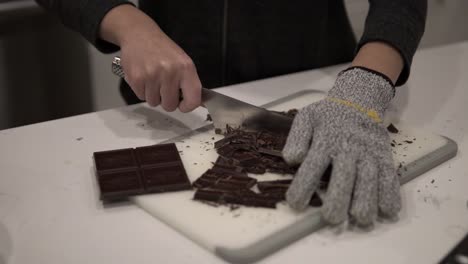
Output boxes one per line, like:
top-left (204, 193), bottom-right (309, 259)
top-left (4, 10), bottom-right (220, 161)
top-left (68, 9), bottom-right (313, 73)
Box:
top-left (93, 143), bottom-right (191, 202)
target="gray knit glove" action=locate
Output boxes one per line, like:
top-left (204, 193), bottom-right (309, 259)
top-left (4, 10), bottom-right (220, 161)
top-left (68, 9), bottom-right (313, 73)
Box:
top-left (283, 67), bottom-right (401, 226)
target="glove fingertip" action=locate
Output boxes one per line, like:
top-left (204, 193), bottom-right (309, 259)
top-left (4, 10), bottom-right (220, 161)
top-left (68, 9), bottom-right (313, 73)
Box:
top-left (285, 188), bottom-right (310, 211)
top-left (282, 146), bottom-right (307, 165)
top-left (379, 198), bottom-right (402, 219)
top-left (350, 209), bottom-right (377, 227)
top-left (321, 205), bottom-right (347, 225)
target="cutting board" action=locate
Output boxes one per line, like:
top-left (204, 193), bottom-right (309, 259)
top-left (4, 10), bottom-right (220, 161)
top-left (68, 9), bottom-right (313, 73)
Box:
top-left (133, 90), bottom-right (457, 264)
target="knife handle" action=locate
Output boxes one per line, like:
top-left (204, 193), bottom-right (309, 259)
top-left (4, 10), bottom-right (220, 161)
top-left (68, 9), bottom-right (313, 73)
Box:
top-left (111, 56), bottom-right (185, 102)
top-left (111, 56), bottom-right (125, 78)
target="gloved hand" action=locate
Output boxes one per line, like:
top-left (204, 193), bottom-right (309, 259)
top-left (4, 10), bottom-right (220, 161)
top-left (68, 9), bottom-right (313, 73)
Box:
top-left (282, 67), bottom-right (400, 226)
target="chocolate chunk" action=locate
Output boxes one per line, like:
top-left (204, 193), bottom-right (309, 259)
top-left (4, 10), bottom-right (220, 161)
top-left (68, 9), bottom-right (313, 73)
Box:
top-left (246, 165), bottom-right (267, 174)
top-left (193, 189), bottom-right (279, 208)
top-left (94, 143), bottom-right (191, 202)
top-left (387, 123), bottom-right (399, 134)
top-left (206, 114), bottom-right (212, 121)
top-left (211, 163), bottom-right (247, 176)
top-left (199, 109), bottom-right (331, 209)
top-left (192, 168), bottom-right (255, 189)
top-left (258, 147), bottom-right (283, 157)
top-left (214, 128), bottom-right (223, 134)
top-left (257, 180), bottom-right (293, 193)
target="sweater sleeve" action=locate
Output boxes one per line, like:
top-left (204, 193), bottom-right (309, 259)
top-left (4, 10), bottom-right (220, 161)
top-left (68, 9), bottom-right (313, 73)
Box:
top-left (358, 0), bottom-right (427, 86)
top-left (35, 0), bottom-right (134, 53)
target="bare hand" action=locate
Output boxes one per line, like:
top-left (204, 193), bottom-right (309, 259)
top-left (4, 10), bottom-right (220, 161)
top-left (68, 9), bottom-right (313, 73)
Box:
top-left (100, 5), bottom-right (202, 112)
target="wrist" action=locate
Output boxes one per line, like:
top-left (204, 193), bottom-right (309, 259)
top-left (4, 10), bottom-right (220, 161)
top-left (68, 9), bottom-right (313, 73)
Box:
top-left (328, 67), bottom-right (395, 116)
top-left (352, 42), bottom-right (404, 85)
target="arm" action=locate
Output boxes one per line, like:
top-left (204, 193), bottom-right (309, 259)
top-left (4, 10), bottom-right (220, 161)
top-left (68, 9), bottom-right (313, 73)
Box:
top-left (356, 0), bottom-right (427, 85)
top-left (35, 1), bottom-right (202, 112)
top-left (35, 0), bottom-right (132, 53)
top-left (352, 42), bottom-right (403, 85)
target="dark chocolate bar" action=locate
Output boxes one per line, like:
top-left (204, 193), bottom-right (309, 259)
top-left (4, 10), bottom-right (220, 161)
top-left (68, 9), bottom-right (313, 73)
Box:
top-left (94, 143), bottom-right (191, 201)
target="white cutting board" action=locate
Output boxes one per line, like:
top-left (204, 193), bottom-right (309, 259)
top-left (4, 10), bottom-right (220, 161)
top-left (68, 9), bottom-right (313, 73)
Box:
top-left (133, 90), bottom-right (457, 264)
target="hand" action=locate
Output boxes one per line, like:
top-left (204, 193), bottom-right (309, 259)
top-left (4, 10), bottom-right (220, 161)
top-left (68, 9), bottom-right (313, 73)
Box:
top-left (100, 5), bottom-right (202, 112)
top-left (282, 67), bottom-right (401, 226)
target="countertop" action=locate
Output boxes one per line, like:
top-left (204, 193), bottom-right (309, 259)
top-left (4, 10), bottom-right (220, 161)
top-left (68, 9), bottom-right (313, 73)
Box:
top-left (1, 41), bottom-right (467, 264)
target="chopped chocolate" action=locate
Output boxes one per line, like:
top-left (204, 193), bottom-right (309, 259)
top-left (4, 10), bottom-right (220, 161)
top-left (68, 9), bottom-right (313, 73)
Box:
top-left (193, 109), bottom-right (331, 209)
top-left (194, 189), bottom-right (280, 208)
top-left (404, 140), bottom-right (413, 144)
top-left (387, 123), bottom-right (399, 134)
top-left (256, 179), bottom-right (323, 207)
top-left (257, 180), bottom-right (292, 193)
top-left (206, 114), bottom-right (213, 122)
top-left (258, 147), bottom-right (283, 157)
top-left (94, 143), bottom-right (191, 201)
top-left (212, 126), bottom-right (296, 175)
top-left (212, 162), bottom-right (245, 173)
top-left (192, 168), bottom-right (255, 190)
top-left (246, 165), bottom-right (267, 174)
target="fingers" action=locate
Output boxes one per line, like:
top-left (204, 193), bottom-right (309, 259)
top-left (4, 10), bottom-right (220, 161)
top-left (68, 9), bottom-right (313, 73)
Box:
top-left (121, 52), bottom-right (201, 112)
top-left (159, 62), bottom-right (179, 111)
top-left (286, 137), bottom-right (330, 211)
top-left (179, 58), bottom-right (202, 113)
top-left (124, 70), bottom-right (146, 101)
top-left (350, 157), bottom-right (378, 226)
top-left (282, 106), bottom-right (316, 165)
top-left (321, 151), bottom-right (357, 225)
top-left (378, 150), bottom-right (401, 218)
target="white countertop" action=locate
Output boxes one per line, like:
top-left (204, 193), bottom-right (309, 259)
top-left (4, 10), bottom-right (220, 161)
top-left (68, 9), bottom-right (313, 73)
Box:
top-left (1, 41), bottom-right (467, 264)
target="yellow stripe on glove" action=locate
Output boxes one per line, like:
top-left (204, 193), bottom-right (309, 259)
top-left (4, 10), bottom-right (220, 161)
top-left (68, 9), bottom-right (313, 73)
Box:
top-left (327, 97), bottom-right (382, 123)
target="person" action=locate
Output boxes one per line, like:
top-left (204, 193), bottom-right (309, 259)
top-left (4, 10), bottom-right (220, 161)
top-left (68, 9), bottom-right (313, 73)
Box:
top-left (35, 0), bottom-right (427, 227)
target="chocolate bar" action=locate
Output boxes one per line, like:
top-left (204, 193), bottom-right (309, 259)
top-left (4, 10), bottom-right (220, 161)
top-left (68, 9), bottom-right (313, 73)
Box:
top-left (94, 143), bottom-right (191, 201)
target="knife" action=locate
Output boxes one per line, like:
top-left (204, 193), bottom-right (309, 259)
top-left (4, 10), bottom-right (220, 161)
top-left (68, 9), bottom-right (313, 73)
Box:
top-left (112, 56), bottom-right (293, 135)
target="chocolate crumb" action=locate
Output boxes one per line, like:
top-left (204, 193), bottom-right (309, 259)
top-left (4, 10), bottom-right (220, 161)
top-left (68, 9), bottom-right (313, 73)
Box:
top-left (76, 137), bottom-right (83, 141)
top-left (431, 179), bottom-right (435, 184)
top-left (206, 114), bottom-right (213, 122)
top-left (229, 204), bottom-right (240, 211)
top-left (404, 140), bottom-right (413, 144)
top-left (387, 123), bottom-right (399, 134)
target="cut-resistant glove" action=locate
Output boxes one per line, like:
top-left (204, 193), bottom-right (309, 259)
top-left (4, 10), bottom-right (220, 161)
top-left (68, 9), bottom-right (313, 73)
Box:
top-left (282, 66), bottom-right (400, 226)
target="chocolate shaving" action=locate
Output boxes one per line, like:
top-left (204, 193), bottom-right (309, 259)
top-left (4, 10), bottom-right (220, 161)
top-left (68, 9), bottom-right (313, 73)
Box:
top-left (387, 123), bottom-right (399, 134)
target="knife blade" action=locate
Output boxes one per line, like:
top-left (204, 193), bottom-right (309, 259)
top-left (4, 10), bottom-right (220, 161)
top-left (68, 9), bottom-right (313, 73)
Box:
top-left (112, 56), bottom-right (294, 135)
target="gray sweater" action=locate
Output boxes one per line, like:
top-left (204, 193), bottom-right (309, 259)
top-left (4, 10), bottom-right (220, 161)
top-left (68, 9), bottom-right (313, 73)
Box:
top-left (35, 0), bottom-right (426, 87)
